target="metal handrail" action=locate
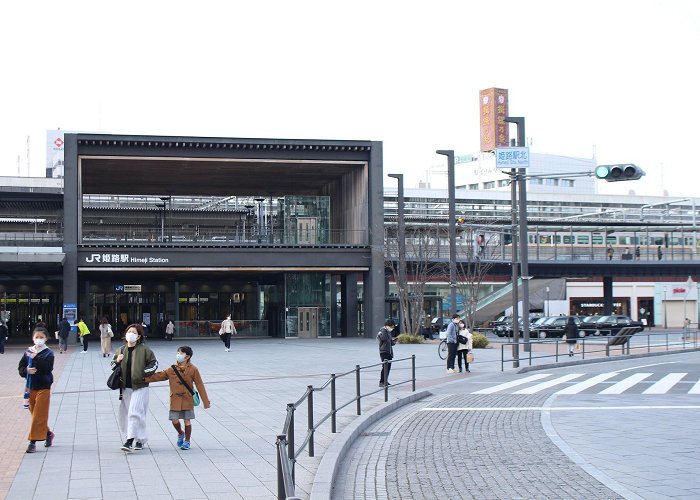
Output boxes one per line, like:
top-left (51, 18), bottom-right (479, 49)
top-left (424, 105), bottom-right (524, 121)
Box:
top-left (275, 355), bottom-right (416, 500)
top-left (500, 330), bottom-right (699, 370)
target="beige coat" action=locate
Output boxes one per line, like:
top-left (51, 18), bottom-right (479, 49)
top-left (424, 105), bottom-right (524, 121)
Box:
top-left (457, 329), bottom-right (473, 351)
top-left (145, 362), bottom-right (210, 411)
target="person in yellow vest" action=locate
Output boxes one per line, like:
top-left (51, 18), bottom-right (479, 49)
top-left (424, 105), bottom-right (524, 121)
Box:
top-left (76, 318), bottom-right (91, 353)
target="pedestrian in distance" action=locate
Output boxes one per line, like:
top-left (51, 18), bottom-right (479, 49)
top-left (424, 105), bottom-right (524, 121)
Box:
top-left (112, 323), bottom-right (158, 452)
top-left (623, 247), bottom-right (631, 260)
top-left (145, 346), bottom-right (211, 450)
top-left (456, 320), bottom-right (473, 373)
top-left (657, 245), bottom-right (663, 260)
top-left (445, 314), bottom-right (460, 373)
top-left (18, 326), bottom-right (55, 453)
top-left (564, 316), bottom-right (579, 357)
top-left (76, 317), bottom-right (91, 353)
top-left (377, 319), bottom-right (396, 387)
top-left (99, 316), bottom-right (114, 358)
top-left (607, 245), bottom-right (614, 261)
top-left (219, 314), bottom-right (236, 352)
top-left (635, 246), bottom-right (641, 260)
top-left (165, 320), bottom-right (175, 341)
top-left (0, 322), bottom-right (7, 354)
top-left (57, 317), bottom-right (70, 354)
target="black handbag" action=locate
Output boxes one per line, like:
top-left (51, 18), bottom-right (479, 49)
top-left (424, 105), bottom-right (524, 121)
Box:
top-left (107, 365), bottom-right (122, 390)
top-left (458, 334), bottom-right (468, 344)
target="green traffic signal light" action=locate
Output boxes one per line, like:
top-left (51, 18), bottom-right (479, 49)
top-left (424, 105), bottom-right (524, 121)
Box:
top-left (595, 163), bottom-right (645, 182)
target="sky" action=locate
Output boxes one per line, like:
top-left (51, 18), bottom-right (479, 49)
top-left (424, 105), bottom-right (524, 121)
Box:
top-left (1, 0), bottom-right (699, 197)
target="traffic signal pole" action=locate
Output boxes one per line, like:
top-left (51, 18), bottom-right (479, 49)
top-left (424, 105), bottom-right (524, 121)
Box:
top-left (506, 117), bottom-right (531, 353)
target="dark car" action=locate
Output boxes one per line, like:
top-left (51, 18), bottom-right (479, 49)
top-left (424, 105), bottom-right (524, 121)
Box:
top-left (501, 316), bottom-right (541, 338)
top-left (578, 315), bottom-right (602, 336)
top-left (591, 315), bottom-right (644, 336)
top-left (532, 315), bottom-right (584, 339)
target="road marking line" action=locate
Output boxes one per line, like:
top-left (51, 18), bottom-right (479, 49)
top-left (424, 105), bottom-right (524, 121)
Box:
top-left (599, 372), bottom-right (652, 394)
top-left (471, 373), bottom-right (551, 394)
top-left (689, 380), bottom-right (700, 394)
top-left (642, 373), bottom-right (687, 394)
top-left (616, 361), bottom-right (677, 373)
top-left (556, 372), bottom-right (618, 394)
top-left (420, 405), bottom-right (700, 412)
top-left (514, 373), bottom-right (585, 394)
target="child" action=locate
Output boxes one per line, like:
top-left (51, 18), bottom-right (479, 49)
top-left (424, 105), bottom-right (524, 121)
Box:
top-left (18, 326), bottom-right (55, 453)
top-left (145, 346), bottom-right (210, 450)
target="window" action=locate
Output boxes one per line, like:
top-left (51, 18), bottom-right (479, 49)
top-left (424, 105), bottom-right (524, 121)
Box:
top-left (468, 183), bottom-right (479, 190)
top-left (497, 179), bottom-right (509, 187)
top-left (561, 179), bottom-right (575, 187)
top-left (483, 181), bottom-right (495, 189)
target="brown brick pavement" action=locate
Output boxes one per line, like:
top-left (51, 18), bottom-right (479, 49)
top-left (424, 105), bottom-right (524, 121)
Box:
top-left (0, 344), bottom-right (70, 500)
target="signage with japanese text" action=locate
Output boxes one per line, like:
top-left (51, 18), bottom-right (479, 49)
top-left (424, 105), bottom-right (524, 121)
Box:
top-left (479, 88), bottom-right (509, 152)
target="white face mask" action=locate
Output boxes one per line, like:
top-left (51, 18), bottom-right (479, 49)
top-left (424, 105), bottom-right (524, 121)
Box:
top-left (176, 353), bottom-right (186, 363)
top-left (125, 332), bottom-right (139, 343)
top-left (33, 338), bottom-right (46, 347)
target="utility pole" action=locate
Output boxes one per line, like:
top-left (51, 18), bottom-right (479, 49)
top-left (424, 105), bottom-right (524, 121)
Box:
top-left (388, 174), bottom-right (407, 331)
top-left (437, 150), bottom-right (457, 315)
top-left (506, 117), bottom-right (530, 351)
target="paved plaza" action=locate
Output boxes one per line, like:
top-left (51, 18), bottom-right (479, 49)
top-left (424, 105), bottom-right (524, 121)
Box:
top-left (2, 335), bottom-right (699, 499)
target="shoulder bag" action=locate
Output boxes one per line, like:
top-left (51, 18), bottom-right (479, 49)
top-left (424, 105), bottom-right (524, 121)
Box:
top-left (107, 348), bottom-right (124, 390)
top-left (171, 365), bottom-right (200, 406)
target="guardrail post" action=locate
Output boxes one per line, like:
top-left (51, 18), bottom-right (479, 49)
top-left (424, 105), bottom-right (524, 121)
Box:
top-left (647, 333), bottom-right (650, 353)
top-left (556, 338), bottom-right (559, 362)
top-left (581, 338), bottom-right (585, 360)
top-left (501, 344), bottom-right (504, 372)
top-left (307, 386), bottom-right (314, 457)
top-left (355, 364), bottom-right (361, 415)
top-left (330, 374), bottom-right (337, 434)
top-left (666, 331), bottom-right (669, 351)
top-left (383, 360), bottom-right (389, 402)
top-left (276, 435), bottom-right (286, 500)
top-left (411, 355), bottom-right (416, 392)
top-left (286, 403), bottom-right (295, 484)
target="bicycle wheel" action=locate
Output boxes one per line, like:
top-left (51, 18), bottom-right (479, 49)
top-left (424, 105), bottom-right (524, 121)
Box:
top-left (438, 340), bottom-right (447, 360)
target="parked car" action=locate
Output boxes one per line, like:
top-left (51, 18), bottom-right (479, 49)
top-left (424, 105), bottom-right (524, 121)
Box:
top-left (591, 315), bottom-right (644, 336)
top-left (578, 315), bottom-right (602, 336)
top-left (532, 315), bottom-right (584, 339)
top-left (501, 317), bottom-right (541, 338)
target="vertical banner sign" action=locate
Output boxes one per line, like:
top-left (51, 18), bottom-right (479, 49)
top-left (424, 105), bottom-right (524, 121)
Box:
top-left (63, 303), bottom-right (78, 325)
top-left (479, 88), bottom-right (509, 152)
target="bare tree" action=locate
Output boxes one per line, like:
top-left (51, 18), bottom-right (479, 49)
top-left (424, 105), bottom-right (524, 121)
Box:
top-left (385, 224), bottom-right (442, 336)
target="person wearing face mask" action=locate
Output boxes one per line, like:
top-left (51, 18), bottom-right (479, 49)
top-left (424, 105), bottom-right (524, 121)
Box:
top-left (445, 314), bottom-right (460, 373)
top-left (377, 319), bottom-right (397, 387)
top-left (145, 346), bottom-right (211, 450)
top-left (18, 326), bottom-right (55, 453)
top-left (111, 323), bottom-right (158, 452)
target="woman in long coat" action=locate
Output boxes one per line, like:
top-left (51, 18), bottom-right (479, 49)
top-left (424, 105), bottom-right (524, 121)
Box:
top-left (564, 316), bottom-right (579, 357)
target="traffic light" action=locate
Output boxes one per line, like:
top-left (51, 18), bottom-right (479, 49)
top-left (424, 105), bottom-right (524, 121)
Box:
top-left (594, 164), bottom-right (645, 182)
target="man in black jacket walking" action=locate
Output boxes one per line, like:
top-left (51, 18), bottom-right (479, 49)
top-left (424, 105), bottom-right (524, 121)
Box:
top-left (377, 320), bottom-right (396, 387)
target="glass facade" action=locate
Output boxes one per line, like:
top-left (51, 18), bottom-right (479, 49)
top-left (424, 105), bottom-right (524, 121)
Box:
top-left (284, 272), bottom-right (331, 338)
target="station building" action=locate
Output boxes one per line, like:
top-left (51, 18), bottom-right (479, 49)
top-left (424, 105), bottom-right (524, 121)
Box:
top-left (1, 133), bottom-right (385, 339)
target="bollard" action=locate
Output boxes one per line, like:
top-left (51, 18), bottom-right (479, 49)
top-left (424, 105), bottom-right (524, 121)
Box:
top-left (411, 355), bottom-right (416, 392)
top-left (355, 364), bottom-right (361, 415)
top-left (330, 374), bottom-right (337, 434)
top-left (307, 386), bottom-right (314, 457)
top-left (556, 338), bottom-right (559, 362)
top-left (582, 338), bottom-right (585, 360)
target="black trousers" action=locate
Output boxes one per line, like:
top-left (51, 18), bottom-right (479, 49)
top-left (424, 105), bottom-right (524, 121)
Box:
top-left (446, 342), bottom-right (457, 369)
top-left (457, 349), bottom-right (470, 371)
top-left (221, 333), bottom-right (231, 349)
top-left (82, 335), bottom-right (89, 351)
top-left (379, 352), bottom-right (392, 384)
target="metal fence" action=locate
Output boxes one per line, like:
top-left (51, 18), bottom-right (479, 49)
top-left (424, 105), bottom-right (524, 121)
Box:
top-left (500, 329), bottom-right (699, 370)
top-left (275, 355), bottom-right (416, 500)
top-left (171, 320), bottom-right (269, 338)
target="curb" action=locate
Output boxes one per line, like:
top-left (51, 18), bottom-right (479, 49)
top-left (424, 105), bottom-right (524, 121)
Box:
top-left (517, 346), bottom-right (700, 373)
top-left (309, 389), bottom-right (432, 500)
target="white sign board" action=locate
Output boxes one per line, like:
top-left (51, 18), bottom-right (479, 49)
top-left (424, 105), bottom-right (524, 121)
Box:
top-left (495, 147), bottom-right (529, 169)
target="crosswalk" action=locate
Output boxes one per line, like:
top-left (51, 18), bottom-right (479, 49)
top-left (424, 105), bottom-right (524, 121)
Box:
top-left (473, 372), bottom-right (700, 395)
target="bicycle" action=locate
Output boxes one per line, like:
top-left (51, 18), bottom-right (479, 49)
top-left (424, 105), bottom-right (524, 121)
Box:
top-left (438, 339), bottom-right (448, 360)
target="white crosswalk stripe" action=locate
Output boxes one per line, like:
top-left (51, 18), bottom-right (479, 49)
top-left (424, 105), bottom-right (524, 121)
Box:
top-left (642, 373), bottom-right (687, 394)
top-left (472, 373), bottom-right (552, 394)
top-left (513, 373), bottom-right (585, 394)
top-left (556, 372), bottom-right (619, 394)
top-left (598, 373), bottom-right (653, 394)
top-left (474, 372), bottom-right (700, 395)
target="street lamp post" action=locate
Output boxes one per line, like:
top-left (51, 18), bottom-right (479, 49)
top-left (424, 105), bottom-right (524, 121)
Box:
top-left (436, 150), bottom-right (457, 315)
top-left (546, 286), bottom-right (550, 316)
top-left (388, 174), bottom-right (407, 332)
top-left (684, 275), bottom-right (693, 333)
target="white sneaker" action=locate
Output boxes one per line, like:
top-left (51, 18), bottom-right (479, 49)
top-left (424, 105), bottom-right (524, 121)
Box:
top-left (447, 368), bottom-right (455, 374)
top-left (225, 348), bottom-right (230, 352)
top-left (80, 351), bottom-right (87, 354)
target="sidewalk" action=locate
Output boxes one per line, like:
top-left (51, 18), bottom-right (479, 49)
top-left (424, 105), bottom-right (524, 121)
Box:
top-left (4, 337), bottom-right (477, 500)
